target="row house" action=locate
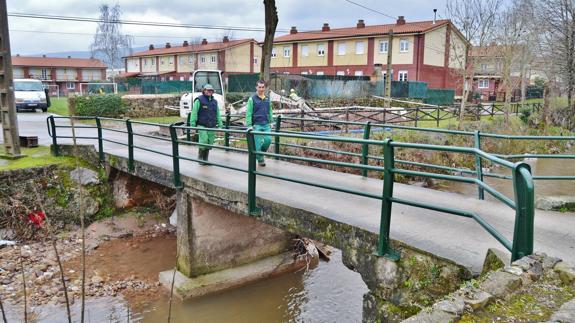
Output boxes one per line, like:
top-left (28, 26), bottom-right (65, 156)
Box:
top-left (122, 37), bottom-right (260, 80)
top-left (12, 55), bottom-right (107, 96)
top-left (271, 17), bottom-right (468, 92)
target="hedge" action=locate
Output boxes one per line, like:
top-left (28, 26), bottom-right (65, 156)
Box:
top-left (74, 94), bottom-right (126, 117)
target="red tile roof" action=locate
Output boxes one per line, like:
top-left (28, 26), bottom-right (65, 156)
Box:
top-left (273, 20), bottom-right (451, 43)
top-left (128, 39), bottom-right (254, 58)
top-left (12, 56), bottom-right (107, 68)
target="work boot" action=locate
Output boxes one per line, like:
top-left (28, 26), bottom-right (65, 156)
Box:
top-left (198, 149), bottom-right (207, 165)
top-left (258, 159), bottom-right (266, 167)
top-left (204, 150), bottom-right (210, 165)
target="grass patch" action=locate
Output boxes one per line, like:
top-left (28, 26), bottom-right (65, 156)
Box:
top-left (0, 146), bottom-right (75, 171)
top-left (48, 97), bottom-right (69, 116)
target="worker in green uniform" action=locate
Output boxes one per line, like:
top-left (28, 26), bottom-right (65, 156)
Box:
top-left (188, 83), bottom-right (222, 165)
top-left (246, 80), bottom-right (273, 167)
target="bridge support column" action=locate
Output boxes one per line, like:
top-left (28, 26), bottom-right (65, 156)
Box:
top-left (161, 189), bottom-right (304, 299)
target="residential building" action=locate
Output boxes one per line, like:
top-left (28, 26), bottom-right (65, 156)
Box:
top-left (122, 37), bottom-right (260, 80)
top-left (12, 55), bottom-right (107, 96)
top-left (270, 17), bottom-right (468, 92)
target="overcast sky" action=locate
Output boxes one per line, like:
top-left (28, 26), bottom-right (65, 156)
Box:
top-left (7, 0), bottom-right (448, 55)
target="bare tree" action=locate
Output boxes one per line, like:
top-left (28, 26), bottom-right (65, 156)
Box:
top-left (90, 4), bottom-right (133, 81)
top-left (536, 0), bottom-right (575, 126)
top-left (260, 0), bottom-right (278, 84)
top-left (446, 0), bottom-right (502, 128)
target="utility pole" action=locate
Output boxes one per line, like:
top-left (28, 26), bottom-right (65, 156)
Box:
top-left (0, 0), bottom-right (22, 157)
top-left (384, 30), bottom-right (394, 109)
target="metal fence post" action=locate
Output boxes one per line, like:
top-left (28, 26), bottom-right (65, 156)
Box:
top-left (95, 117), bottom-right (104, 164)
top-left (246, 129), bottom-right (260, 216)
top-left (126, 119), bottom-right (135, 172)
top-left (474, 130), bottom-right (485, 200)
top-left (48, 115), bottom-right (60, 156)
top-left (511, 163), bottom-right (534, 261)
top-left (436, 108), bottom-right (440, 127)
top-left (414, 108), bottom-right (419, 127)
top-left (169, 124), bottom-right (182, 188)
top-left (377, 139), bottom-right (399, 260)
top-left (224, 112), bottom-right (231, 150)
top-left (361, 121), bottom-right (371, 177)
top-left (274, 115), bottom-right (282, 159)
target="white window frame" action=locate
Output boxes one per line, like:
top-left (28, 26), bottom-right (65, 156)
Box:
top-left (271, 48), bottom-right (277, 58)
top-left (283, 46), bottom-right (291, 58)
top-left (41, 69), bottom-right (48, 79)
top-left (200, 55), bottom-right (206, 63)
top-left (253, 57), bottom-right (258, 64)
top-left (399, 39), bottom-right (409, 53)
top-left (316, 71), bottom-right (324, 75)
top-left (338, 43), bottom-right (346, 56)
top-left (188, 56), bottom-right (194, 64)
top-left (379, 40), bottom-right (388, 53)
top-left (211, 55), bottom-right (216, 63)
top-left (179, 56), bottom-right (185, 65)
top-left (301, 71), bottom-right (309, 75)
top-left (301, 44), bottom-right (309, 57)
top-left (168, 56), bottom-right (174, 65)
top-left (481, 64), bottom-right (487, 71)
top-left (317, 44), bottom-right (325, 56)
top-left (478, 79), bottom-right (489, 89)
top-left (169, 76), bottom-right (174, 81)
top-left (180, 76), bottom-right (185, 81)
top-left (398, 70), bottom-right (408, 82)
top-left (354, 70), bottom-right (364, 76)
top-left (66, 82), bottom-right (75, 90)
top-left (160, 58), bottom-right (165, 65)
top-left (336, 71), bottom-right (345, 76)
top-left (151, 58), bottom-right (155, 66)
top-left (355, 41), bottom-right (365, 55)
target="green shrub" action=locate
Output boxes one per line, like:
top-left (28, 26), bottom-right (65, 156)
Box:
top-left (519, 106), bottom-right (532, 124)
top-left (74, 94), bottom-right (126, 117)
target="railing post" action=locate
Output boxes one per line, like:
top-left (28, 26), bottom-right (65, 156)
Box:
top-left (48, 115), bottom-right (60, 156)
top-left (224, 112), bottom-right (231, 150)
top-left (361, 121), bottom-right (371, 177)
top-left (345, 109), bottom-right (349, 133)
top-left (300, 109), bottom-right (304, 132)
top-left (246, 129), bottom-right (260, 216)
top-left (490, 104), bottom-right (495, 117)
top-left (126, 119), bottom-right (135, 172)
top-left (377, 139), bottom-right (399, 260)
top-left (474, 130), bottom-right (485, 200)
top-left (95, 117), bottom-right (104, 164)
top-left (511, 163), bottom-right (534, 261)
top-left (274, 115), bottom-right (282, 159)
top-left (186, 113), bottom-right (192, 143)
top-left (414, 107), bottom-right (419, 127)
top-left (169, 124), bottom-right (182, 188)
top-left (436, 108), bottom-right (440, 127)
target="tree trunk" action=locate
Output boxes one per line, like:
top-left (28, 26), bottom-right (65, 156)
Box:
top-left (260, 0), bottom-right (278, 85)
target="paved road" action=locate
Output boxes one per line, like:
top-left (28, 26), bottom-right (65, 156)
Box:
top-left (3, 111), bottom-right (575, 273)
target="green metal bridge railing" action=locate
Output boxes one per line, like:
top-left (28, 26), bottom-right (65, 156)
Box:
top-left (47, 115), bottom-right (536, 262)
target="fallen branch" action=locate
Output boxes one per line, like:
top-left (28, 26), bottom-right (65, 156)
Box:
top-left (0, 295), bottom-right (8, 323)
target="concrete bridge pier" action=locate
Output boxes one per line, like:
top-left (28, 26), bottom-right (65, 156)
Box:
top-left (159, 189), bottom-right (307, 299)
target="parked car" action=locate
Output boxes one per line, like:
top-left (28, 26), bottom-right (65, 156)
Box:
top-left (14, 79), bottom-right (50, 112)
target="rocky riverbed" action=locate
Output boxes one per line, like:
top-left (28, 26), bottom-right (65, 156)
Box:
top-left (0, 212), bottom-right (175, 319)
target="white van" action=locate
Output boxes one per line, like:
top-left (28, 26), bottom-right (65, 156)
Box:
top-left (14, 79), bottom-right (50, 112)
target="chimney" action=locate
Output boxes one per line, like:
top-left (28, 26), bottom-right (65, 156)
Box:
top-left (357, 19), bottom-right (365, 28)
top-left (165, 42), bottom-right (171, 48)
top-left (183, 40), bottom-right (189, 47)
top-left (67, 56), bottom-right (71, 58)
top-left (433, 9), bottom-right (437, 24)
top-left (223, 36), bottom-right (229, 43)
top-left (201, 38), bottom-right (208, 45)
top-left (42, 54), bottom-right (46, 57)
top-left (322, 23), bottom-right (330, 32)
top-left (396, 16), bottom-right (406, 25)
top-left (290, 26), bottom-right (298, 34)
top-left (16, 54), bottom-right (19, 56)
top-left (149, 44), bottom-right (155, 50)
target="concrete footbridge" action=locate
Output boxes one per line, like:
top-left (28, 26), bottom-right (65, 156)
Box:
top-left (41, 114), bottom-right (575, 319)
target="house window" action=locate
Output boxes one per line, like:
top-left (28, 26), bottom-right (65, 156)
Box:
top-left (160, 58), bottom-right (165, 65)
top-left (271, 48), bottom-right (277, 58)
top-left (301, 71), bottom-right (309, 75)
top-left (301, 45), bottom-right (309, 57)
top-left (283, 46), bottom-right (291, 58)
top-left (317, 44), bottom-right (325, 56)
top-left (354, 71), bottom-right (364, 76)
top-left (355, 41), bottom-right (365, 55)
top-left (253, 57), bottom-right (258, 64)
top-left (398, 71), bottom-right (408, 82)
top-left (481, 64), bottom-right (487, 71)
top-left (316, 71), bottom-right (324, 75)
top-left (144, 59), bottom-right (148, 66)
top-left (179, 56), bottom-right (185, 65)
top-left (336, 71), bottom-right (345, 76)
top-left (379, 41), bottom-right (388, 53)
top-left (211, 55), bottom-right (216, 63)
top-left (66, 82), bottom-right (75, 90)
top-left (151, 58), bottom-right (155, 66)
top-left (200, 55), bottom-right (206, 63)
top-left (41, 69), bottom-right (48, 79)
top-left (478, 79), bottom-right (489, 88)
top-left (399, 39), bottom-right (409, 53)
top-left (188, 56), bottom-right (194, 64)
top-left (338, 43), bottom-right (346, 56)
top-left (169, 76), bottom-right (174, 81)
top-left (168, 57), bottom-right (174, 65)
top-left (180, 76), bottom-right (185, 81)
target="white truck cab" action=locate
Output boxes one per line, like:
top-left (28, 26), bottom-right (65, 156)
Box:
top-left (14, 79), bottom-right (50, 112)
top-left (179, 70), bottom-right (225, 118)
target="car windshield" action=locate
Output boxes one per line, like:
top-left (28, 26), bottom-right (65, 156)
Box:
top-left (14, 81), bottom-right (44, 92)
top-left (194, 72), bottom-right (223, 95)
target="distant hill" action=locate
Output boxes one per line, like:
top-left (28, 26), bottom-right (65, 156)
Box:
top-left (29, 46), bottom-right (148, 68)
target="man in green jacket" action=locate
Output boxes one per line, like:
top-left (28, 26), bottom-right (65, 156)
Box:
top-left (188, 83), bottom-right (222, 165)
top-left (246, 80), bottom-right (273, 166)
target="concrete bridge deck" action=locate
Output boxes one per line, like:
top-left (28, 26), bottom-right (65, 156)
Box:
top-left (5, 112), bottom-right (575, 273)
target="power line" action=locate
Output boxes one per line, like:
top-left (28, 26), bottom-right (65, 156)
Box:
top-left (342, 0), bottom-right (396, 20)
top-left (10, 29), bottom-right (223, 40)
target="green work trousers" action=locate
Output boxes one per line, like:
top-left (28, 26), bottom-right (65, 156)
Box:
top-left (254, 124), bottom-right (271, 162)
top-left (198, 126), bottom-right (216, 150)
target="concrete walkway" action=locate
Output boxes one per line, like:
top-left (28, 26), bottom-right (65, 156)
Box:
top-left (4, 112), bottom-right (575, 273)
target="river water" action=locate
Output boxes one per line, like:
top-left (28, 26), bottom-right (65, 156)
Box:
top-left (441, 157), bottom-right (575, 200)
